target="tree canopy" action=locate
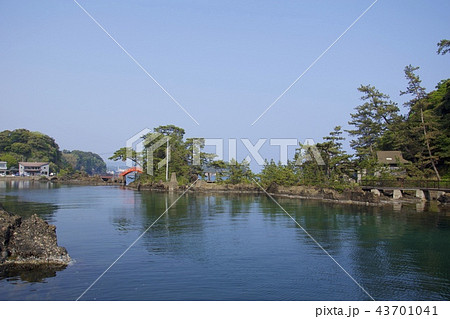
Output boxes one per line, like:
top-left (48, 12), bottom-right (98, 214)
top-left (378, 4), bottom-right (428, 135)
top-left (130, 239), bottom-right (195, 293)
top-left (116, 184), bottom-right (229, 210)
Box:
top-left (110, 124), bottom-right (214, 184)
top-left (437, 39), bottom-right (450, 55)
top-left (62, 150), bottom-right (107, 175)
top-left (0, 129), bottom-right (107, 176)
top-left (107, 43), bottom-right (449, 187)
top-left (0, 129), bottom-right (61, 170)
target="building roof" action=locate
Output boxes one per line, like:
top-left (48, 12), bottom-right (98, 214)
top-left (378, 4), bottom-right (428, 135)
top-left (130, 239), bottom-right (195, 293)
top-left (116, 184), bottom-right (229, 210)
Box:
top-left (376, 151), bottom-right (409, 165)
top-left (19, 162), bottom-right (49, 167)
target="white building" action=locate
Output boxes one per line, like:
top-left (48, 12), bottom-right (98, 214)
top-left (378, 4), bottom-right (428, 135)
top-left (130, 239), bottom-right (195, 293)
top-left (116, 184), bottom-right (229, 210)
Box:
top-left (18, 162), bottom-right (50, 177)
top-left (0, 161), bottom-right (7, 174)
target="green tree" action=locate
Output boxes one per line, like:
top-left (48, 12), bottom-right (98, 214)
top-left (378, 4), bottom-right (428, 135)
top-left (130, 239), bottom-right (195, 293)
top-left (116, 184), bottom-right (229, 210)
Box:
top-left (428, 79), bottom-right (450, 175)
top-left (62, 150), bottom-right (106, 175)
top-left (185, 137), bottom-right (216, 179)
top-left (437, 39), bottom-right (450, 55)
top-left (400, 65), bottom-right (441, 180)
top-left (10, 142), bottom-right (31, 159)
top-left (259, 159), bottom-right (298, 187)
top-left (347, 85), bottom-right (399, 165)
top-left (316, 126), bottom-right (352, 180)
top-left (294, 142), bottom-right (327, 186)
top-left (106, 125), bottom-right (211, 184)
top-left (109, 125), bottom-right (214, 184)
top-left (223, 159), bottom-right (254, 184)
top-left (147, 125), bottom-right (190, 182)
top-left (0, 153), bottom-right (18, 169)
top-left (109, 147), bottom-right (140, 165)
top-left (0, 129), bottom-right (62, 172)
top-left (208, 160), bottom-right (227, 182)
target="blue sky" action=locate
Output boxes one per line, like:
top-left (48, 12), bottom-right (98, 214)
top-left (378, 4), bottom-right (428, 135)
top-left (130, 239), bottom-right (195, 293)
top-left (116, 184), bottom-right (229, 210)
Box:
top-left (1, 0), bottom-right (449, 168)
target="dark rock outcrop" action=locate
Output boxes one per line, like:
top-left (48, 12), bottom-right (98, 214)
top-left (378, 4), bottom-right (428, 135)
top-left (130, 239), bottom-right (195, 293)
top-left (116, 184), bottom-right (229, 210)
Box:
top-left (0, 204), bottom-right (70, 268)
top-left (0, 208), bottom-right (21, 260)
top-left (266, 182), bottom-right (279, 194)
top-left (343, 190), bottom-right (381, 204)
top-left (438, 192), bottom-right (450, 205)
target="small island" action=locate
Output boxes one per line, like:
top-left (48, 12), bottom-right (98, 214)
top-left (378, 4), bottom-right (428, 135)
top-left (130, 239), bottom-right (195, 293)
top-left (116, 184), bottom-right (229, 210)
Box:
top-left (0, 204), bottom-right (70, 276)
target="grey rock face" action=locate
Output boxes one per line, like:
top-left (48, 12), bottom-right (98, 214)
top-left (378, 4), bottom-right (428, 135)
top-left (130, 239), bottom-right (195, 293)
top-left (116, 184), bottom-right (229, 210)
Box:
top-left (0, 204), bottom-right (70, 267)
top-left (0, 207), bottom-right (21, 262)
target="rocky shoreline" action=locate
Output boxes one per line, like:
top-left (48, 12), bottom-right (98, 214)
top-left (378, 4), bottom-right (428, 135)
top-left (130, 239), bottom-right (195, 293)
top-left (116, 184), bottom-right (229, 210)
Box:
top-left (0, 175), bottom-right (119, 186)
top-left (132, 180), bottom-right (448, 207)
top-left (4, 175), bottom-right (446, 207)
top-left (0, 204), bottom-right (70, 274)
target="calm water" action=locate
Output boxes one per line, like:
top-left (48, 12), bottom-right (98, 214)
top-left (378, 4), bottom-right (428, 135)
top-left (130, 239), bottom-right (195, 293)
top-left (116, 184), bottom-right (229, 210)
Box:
top-left (0, 180), bottom-right (449, 301)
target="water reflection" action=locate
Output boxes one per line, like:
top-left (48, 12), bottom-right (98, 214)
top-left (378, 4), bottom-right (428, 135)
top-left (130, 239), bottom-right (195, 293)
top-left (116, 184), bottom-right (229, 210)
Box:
top-left (0, 264), bottom-right (67, 283)
top-left (393, 202), bottom-right (402, 212)
top-left (1, 180), bottom-right (449, 300)
top-left (113, 192), bottom-right (450, 300)
top-left (416, 201), bottom-right (426, 212)
top-left (0, 196), bottom-right (58, 220)
top-left (0, 179), bottom-right (58, 190)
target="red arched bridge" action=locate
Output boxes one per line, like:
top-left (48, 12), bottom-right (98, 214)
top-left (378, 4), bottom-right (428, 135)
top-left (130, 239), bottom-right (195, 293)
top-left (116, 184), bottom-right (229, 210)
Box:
top-left (119, 167), bottom-right (143, 177)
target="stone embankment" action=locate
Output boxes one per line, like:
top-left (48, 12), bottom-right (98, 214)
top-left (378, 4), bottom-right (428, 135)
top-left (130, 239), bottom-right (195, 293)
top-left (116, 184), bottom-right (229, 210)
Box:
top-left (127, 179), bottom-right (449, 206)
top-left (133, 180), bottom-right (382, 205)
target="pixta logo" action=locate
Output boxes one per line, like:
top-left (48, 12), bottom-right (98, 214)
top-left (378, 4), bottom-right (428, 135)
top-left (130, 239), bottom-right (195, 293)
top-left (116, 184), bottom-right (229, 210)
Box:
top-left (127, 129), bottom-right (324, 175)
top-left (126, 128), bottom-right (171, 176)
top-left (193, 138), bottom-right (324, 166)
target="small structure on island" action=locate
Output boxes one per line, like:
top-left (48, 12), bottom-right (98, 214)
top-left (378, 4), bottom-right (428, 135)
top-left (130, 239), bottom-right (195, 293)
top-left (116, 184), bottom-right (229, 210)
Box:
top-left (376, 151), bottom-right (409, 168)
top-left (168, 172), bottom-right (178, 191)
top-left (202, 165), bottom-right (226, 183)
top-left (375, 151), bottom-right (409, 177)
top-left (203, 167), bottom-right (217, 182)
top-left (18, 162), bottom-right (50, 177)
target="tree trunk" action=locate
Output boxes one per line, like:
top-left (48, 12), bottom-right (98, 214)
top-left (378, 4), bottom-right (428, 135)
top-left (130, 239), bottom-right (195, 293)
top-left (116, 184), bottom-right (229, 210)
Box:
top-left (421, 108), bottom-right (441, 180)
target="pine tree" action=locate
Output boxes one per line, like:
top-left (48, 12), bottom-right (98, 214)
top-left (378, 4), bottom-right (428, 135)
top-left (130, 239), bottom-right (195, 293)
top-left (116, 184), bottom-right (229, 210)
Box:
top-left (316, 126), bottom-right (352, 179)
top-left (401, 65), bottom-right (441, 180)
top-left (437, 39), bottom-right (450, 55)
top-left (347, 85), bottom-right (399, 164)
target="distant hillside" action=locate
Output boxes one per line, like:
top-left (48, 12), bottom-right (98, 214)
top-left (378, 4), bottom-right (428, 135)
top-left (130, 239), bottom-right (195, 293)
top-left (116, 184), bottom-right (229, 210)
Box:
top-left (0, 129), bottom-right (62, 171)
top-left (0, 129), bottom-right (106, 175)
top-left (62, 150), bottom-right (106, 175)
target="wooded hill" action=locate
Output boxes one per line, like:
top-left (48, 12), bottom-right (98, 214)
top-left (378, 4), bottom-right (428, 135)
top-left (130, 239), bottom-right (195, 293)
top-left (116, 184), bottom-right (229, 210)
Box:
top-left (0, 129), bottom-right (106, 175)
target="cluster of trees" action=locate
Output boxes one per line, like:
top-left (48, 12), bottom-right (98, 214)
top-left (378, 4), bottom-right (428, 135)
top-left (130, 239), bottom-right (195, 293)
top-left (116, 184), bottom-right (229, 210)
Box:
top-left (347, 67), bottom-right (449, 180)
top-left (110, 125), bottom-right (262, 185)
top-left (255, 126), bottom-right (353, 189)
top-left (109, 123), bottom-right (352, 187)
top-left (0, 129), bottom-right (106, 176)
top-left (111, 69), bottom-right (448, 188)
top-left (256, 67), bottom-right (449, 188)
top-left (62, 150), bottom-right (107, 175)
top-left (0, 129), bottom-right (62, 172)
top-left (110, 40), bottom-right (449, 188)
top-left (260, 40), bottom-right (450, 186)
top-left (110, 125), bottom-right (212, 184)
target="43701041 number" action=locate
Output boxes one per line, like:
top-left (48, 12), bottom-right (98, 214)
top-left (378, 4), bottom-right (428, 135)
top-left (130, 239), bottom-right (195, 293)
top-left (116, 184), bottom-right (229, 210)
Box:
top-left (376, 306), bottom-right (438, 316)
